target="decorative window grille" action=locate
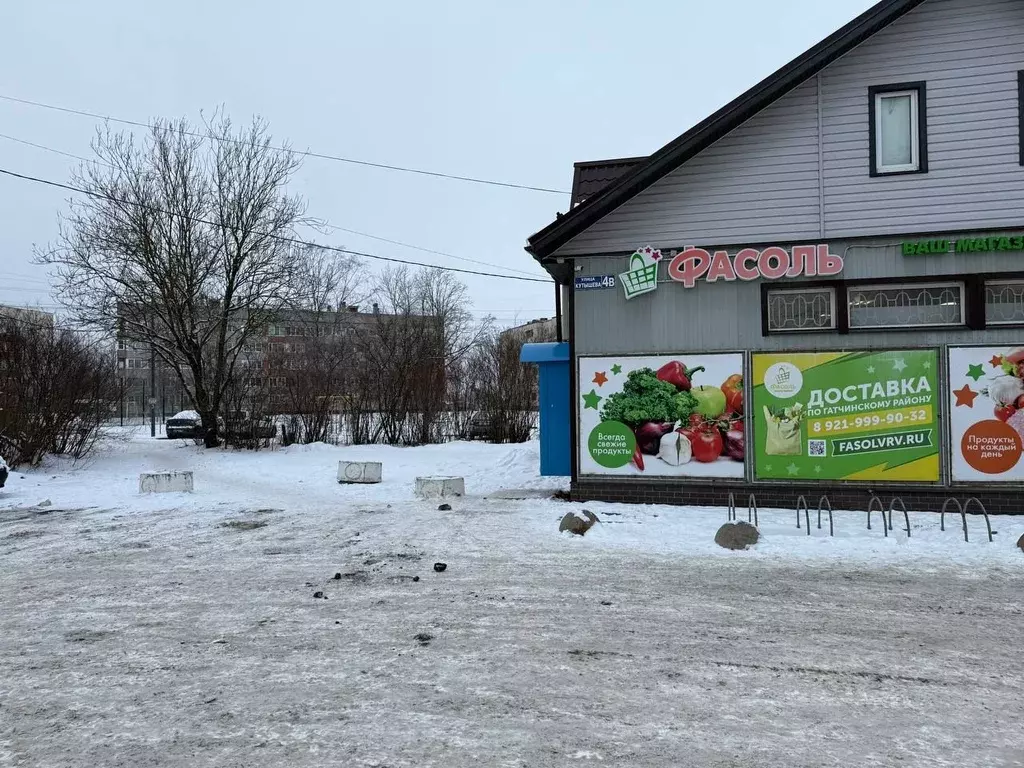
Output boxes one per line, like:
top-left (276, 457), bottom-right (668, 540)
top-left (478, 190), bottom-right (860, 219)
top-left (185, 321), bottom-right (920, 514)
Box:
top-left (766, 288), bottom-right (836, 332)
top-left (848, 282), bottom-right (963, 329)
top-left (985, 280), bottom-right (1024, 325)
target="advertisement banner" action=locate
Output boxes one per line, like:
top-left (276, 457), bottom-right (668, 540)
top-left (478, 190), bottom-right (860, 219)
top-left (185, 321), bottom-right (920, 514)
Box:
top-left (752, 350), bottom-right (940, 482)
top-left (578, 354), bottom-right (745, 478)
top-left (948, 345), bottom-right (1024, 482)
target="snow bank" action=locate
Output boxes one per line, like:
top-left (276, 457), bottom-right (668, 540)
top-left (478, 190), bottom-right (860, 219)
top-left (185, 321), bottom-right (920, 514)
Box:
top-left (1, 429), bottom-right (1021, 572)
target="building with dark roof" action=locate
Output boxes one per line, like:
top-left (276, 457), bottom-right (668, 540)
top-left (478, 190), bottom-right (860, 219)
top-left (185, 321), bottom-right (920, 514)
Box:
top-left (525, 0), bottom-right (1024, 511)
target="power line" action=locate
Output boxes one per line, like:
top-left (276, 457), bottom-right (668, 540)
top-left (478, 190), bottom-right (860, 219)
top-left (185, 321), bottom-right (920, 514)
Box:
top-left (0, 132), bottom-right (97, 166)
top-left (0, 166), bottom-right (552, 284)
top-left (0, 93), bottom-right (570, 195)
top-left (316, 223), bottom-right (542, 279)
top-left (0, 130), bottom-right (545, 280)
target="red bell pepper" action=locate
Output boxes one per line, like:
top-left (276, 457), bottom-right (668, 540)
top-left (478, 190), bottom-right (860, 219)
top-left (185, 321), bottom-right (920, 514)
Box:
top-left (721, 374), bottom-right (744, 416)
top-left (632, 444), bottom-right (645, 471)
top-left (656, 361), bottom-right (705, 392)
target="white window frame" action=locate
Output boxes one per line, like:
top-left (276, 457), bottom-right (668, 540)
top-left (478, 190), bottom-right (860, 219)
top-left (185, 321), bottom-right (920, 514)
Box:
top-left (848, 281), bottom-right (964, 330)
top-left (766, 286), bottom-right (837, 333)
top-left (874, 89), bottom-right (920, 174)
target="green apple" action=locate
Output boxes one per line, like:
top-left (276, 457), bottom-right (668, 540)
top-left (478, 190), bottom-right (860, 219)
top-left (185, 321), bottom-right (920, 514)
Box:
top-left (692, 385), bottom-right (727, 419)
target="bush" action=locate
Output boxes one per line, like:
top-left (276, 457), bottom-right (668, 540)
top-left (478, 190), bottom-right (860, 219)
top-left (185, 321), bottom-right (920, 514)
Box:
top-left (0, 319), bottom-right (118, 468)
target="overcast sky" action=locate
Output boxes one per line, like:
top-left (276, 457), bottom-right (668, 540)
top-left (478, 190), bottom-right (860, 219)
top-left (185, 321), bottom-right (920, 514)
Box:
top-left (1, 0), bottom-right (877, 327)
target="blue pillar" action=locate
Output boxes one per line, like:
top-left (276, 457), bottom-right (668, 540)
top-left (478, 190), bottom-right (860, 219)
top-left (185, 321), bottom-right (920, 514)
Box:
top-left (521, 342), bottom-right (570, 476)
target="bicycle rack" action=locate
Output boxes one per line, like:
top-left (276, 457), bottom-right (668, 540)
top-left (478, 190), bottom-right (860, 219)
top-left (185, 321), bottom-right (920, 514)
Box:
top-left (867, 495), bottom-right (889, 536)
top-left (816, 496), bottom-right (834, 537)
top-left (727, 492), bottom-right (737, 522)
top-left (964, 497), bottom-right (995, 543)
top-left (940, 498), bottom-right (968, 542)
top-left (889, 497), bottom-right (911, 538)
top-left (747, 494), bottom-right (759, 528)
top-left (796, 495), bottom-right (810, 536)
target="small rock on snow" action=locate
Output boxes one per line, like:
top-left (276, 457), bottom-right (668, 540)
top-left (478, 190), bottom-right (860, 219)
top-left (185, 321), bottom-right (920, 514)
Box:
top-left (714, 521), bottom-right (760, 551)
top-left (413, 576), bottom-right (420, 582)
top-left (313, 591), bottom-right (327, 599)
top-left (438, 503), bottom-right (452, 511)
top-left (1017, 533), bottom-right (1024, 553)
top-left (37, 499), bottom-right (52, 508)
top-left (600, 601), bottom-right (613, 606)
top-left (333, 573), bottom-right (342, 580)
top-left (433, 562), bottom-right (447, 572)
top-left (559, 510), bottom-right (599, 536)
top-left (414, 633), bottom-right (433, 644)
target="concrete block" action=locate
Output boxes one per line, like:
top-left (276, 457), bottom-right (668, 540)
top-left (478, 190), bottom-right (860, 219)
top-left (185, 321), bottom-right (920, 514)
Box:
top-left (338, 461), bottom-right (383, 484)
top-left (415, 476), bottom-right (465, 500)
top-left (139, 471), bottom-right (194, 494)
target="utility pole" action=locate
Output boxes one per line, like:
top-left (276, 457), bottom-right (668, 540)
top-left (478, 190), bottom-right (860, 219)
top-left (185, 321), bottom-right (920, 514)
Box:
top-left (149, 336), bottom-right (157, 438)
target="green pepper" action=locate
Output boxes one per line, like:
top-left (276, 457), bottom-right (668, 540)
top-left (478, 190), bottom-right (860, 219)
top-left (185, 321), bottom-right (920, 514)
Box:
top-left (691, 385), bottom-right (727, 419)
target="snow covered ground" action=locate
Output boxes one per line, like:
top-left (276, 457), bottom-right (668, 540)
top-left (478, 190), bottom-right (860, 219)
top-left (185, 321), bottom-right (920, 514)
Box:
top-left (1, 431), bottom-right (1023, 766)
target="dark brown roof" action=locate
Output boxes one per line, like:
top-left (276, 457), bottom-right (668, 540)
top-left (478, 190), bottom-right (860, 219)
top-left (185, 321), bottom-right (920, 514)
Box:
top-left (526, 0), bottom-right (930, 268)
top-left (570, 157), bottom-right (646, 207)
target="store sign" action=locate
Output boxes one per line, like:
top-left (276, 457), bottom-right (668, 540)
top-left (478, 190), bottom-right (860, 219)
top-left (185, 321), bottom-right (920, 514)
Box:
top-left (668, 244), bottom-right (843, 288)
top-left (575, 275), bottom-right (616, 291)
top-left (752, 350), bottom-right (940, 482)
top-left (578, 354), bottom-right (745, 479)
top-left (902, 235), bottom-right (1024, 256)
top-left (948, 345), bottom-right (1024, 482)
top-left (619, 246), bottom-right (662, 300)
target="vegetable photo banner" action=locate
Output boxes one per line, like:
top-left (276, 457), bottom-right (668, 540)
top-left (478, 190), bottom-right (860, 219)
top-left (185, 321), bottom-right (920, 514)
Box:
top-left (578, 354), bottom-right (745, 478)
top-left (751, 350), bottom-right (940, 482)
top-left (948, 345), bottom-right (1024, 483)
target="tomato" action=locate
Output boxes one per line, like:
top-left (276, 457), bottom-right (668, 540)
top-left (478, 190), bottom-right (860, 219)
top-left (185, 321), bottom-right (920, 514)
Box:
top-left (679, 426), bottom-right (723, 463)
top-left (995, 404), bottom-right (1017, 422)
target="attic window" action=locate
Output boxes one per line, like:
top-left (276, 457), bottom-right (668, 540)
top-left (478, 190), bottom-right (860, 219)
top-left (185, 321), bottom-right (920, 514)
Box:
top-left (869, 82), bottom-right (927, 176)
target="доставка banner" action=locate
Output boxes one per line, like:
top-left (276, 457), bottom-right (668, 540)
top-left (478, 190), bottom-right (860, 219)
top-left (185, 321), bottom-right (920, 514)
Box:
top-left (752, 350), bottom-right (940, 482)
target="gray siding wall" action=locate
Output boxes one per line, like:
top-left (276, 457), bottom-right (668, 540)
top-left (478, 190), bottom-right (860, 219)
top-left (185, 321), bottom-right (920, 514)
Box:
top-left (554, 0), bottom-right (1024, 258)
top-left (822, 0), bottom-right (1024, 236)
top-left (573, 234), bottom-right (1024, 356)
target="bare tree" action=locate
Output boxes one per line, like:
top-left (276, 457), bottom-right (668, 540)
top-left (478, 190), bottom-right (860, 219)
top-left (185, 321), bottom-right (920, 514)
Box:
top-left (472, 329), bottom-right (538, 443)
top-left (346, 266), bottom-right (488, 445)
top-left (267, 246), bottom-right (366, 444)
top-left (39, 114), bottom-right (307, 446)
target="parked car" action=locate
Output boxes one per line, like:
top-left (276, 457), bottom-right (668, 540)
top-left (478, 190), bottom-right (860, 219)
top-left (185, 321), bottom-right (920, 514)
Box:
top-left (0, 455), bottom-right (8, 488)
top-left (165, 410), bottom-right (203, 440)
top-left (467, 412), bottom-right (493, 440)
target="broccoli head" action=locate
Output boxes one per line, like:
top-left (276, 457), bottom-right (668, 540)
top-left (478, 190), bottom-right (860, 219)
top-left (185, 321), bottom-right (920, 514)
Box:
top-left (672, 390), bottom-right (700, 424)
top-left (601, 368), bottom-right (681, 427)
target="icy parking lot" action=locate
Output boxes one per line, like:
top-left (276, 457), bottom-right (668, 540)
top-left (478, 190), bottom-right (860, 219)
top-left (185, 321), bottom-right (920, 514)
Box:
top-left (1, 433), bottom-right (1023, 767)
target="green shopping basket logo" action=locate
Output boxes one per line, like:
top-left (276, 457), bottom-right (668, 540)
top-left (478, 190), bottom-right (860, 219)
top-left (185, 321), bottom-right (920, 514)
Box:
top-left (619, 246), bottom-right (662, 300)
